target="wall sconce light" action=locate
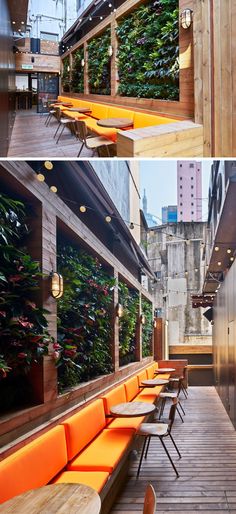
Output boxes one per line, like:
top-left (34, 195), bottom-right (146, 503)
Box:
top-left (153, 319), bottom-right (157, 328)
top-left (116, 303), bottom-right (124, 318)
top-left (140, 314), bottom-right (146, 325)
top-left (50, 271), bottom-right (64, 299)
top-left (180, 8), bottom-right (193, 29)
top-left (81, 58), bottom-right (85, 67)
top-left (67, 65), bottom-right (70, 72)
top-left (108, 45), bottom-right (113, 57)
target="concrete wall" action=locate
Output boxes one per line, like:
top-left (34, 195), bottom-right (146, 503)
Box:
top-left (27, 0), bottom-right (78, 40)
top-left (147, 222), bottom-right (212, 348)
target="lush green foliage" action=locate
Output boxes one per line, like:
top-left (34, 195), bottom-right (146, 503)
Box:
top-left (118, 282), bottom-right (139, 366)
top-left (71, 48), bottom-right (84, 93)
top-left (116, 0), bottom-right (179, 99)
top-left (88, 29), bottom-right (111, 94)
top-left (62, 56), bottom-right (70, 92)
top-left (0, 194), bottom-right (51, 379)
top-left (142, 298), bottom-right (153, 357)
top-left (57, 244), bottom-right (116, 392)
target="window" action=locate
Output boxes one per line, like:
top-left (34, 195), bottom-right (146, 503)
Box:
top-left (40, 32), bottom-right (58, 42)
top-left (191, 194), bottom-right (194, 197)
top-left (191, 211), bottom-right (194, 215)
top-left (191, 177), bottom-right (194, 180)
top-left (180, 202), bottom-right (183, 206)
top-left (189, 163), bottom-right (194, 168)
top-left (180, 194), bottom-right (182, 197)
top-left (180, 211), bottom-right (183, 215)
top-left (154, 271), bottom-right (161, 279)
top-left (179, 164), bottom-right (182, 167)
top-left (180, 177), bottom-right (182, 180)
top-left (191, 202), bottom-right (194, 206)
top-left (180, 185), bottom-right (182, 189)
top-left (191, 185), bottom-right (194, 189)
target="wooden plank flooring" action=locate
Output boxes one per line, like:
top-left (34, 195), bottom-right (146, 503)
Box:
top-left (111, 387), bottom-right (236, 514)
top-left (8, 111), bottom-right (93, 158)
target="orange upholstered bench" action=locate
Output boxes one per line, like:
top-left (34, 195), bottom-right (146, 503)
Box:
top-left (57, 96), bottom-right (181, 143)
top-left (62, 399), bottom-right (133, 474)
top-left (0, 425), bottom-right (109, 505)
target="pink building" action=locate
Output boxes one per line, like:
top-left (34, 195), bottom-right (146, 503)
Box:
top-left (177, 161), bottom-right (202, 222)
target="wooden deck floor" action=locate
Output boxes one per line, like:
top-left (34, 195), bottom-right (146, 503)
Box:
top-left (111, 387), bottom-right (236, 514)
top-left (8, 111), bottom-right (93, 158)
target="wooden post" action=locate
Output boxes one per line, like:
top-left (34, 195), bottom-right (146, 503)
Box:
top-left (112, 270), bottom-right (120, 372)
top-left (154, 318), bottom-right (164, 360)
top-left (84, 42), bottom-right (89, 94)
top-left (110, 18), bottom-right (118, 96)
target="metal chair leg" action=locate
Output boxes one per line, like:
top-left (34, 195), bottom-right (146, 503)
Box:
top-left (144, 436), bottom-right (151, 458)
top-left (179, 401), bottom-right (185, 415)
top-left (54, 122), bottom-right (61, 138)
top-left (159, 437), bottom-right (179, 478)
top-left (137, 437), bottom-right (148, 478)
top-left (77, 142), bottom-right (85, 157)
top-left (159, 397), bottom-right (166, 419)
top-left (169, 433), bottom-right (181, 459)
top-left (56, 124), bottom-right (65, 144)
top-left (45, 113), bottom-right (50, 125)
top-left (177, 405), bottom-right (184, 423)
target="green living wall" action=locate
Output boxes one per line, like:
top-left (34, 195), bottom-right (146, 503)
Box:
top-left (88, 28), bottom-right (111, 94)
top-left (118, 282), bottom-right (139, 366)
top-left (142, 298), bottom-right (153, 357)
top-left (71, 48), bottom-right (84, 93)
top-left (0, 194), bottom-right (51, 412)
top-left (62, 56), bottom-right (70, 92)
top-left (57, 244), bottom-right (115, 392)
top-left (116, 0), bottom-right (179, 99)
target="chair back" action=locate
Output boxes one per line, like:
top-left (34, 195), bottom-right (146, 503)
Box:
top-left (75, 120), bottom-right (88, 143)
top-left (55, 106), bottom-right (62, 121)
top-left (168, 397), bottom-right (178, 431)
top-left (143, 483), bottom-right (156, 514)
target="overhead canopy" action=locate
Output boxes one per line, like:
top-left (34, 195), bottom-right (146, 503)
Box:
top-left (8, 0), bottom-right (29, 32)
top-left (28, 160), bottom-right (155, 282)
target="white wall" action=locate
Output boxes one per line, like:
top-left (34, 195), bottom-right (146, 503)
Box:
top-left (27, 0), bottom-right (78, 40)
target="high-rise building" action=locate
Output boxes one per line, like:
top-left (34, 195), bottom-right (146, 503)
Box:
top-left (142, 190), bottom-right (158, 228)
top-left (162, 205), bottom-right (177, 224)
top-left (177, 161), bottom-right (202, 222)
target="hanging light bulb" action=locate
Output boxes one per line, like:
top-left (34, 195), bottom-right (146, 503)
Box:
top-left (227, 248), bottom-right (232, 254)
top-left (79, 205), bottom-right (87, 212)
top-left (105, 215), bottom-right (112, 223)
top-left (50, 186), bottom-right (57, 193)
top-left (37, 173), bottom-right (45, 182)
top-left (214, 246), bottom-right (219, 252)
top-left (44, 161), bottom-right (53, 170)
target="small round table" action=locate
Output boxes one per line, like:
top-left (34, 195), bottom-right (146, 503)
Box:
top-left (97, 117), bottom-right (133, 129)
top-left (154, 368), bottom-right (176, 374)
top-left (0, 483), bottom-right (101, 514)
top-left (110, 401), bottom-right (156, 418)
top-left (67, 107), bottom-right (92, 113)
top-left (141, 379), bottom-right (169, 388)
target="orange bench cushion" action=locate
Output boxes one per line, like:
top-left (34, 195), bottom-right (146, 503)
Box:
top-left (84, 118), bottom-right (117, 142)
top-left (107, 106), bottom-right (134, 122)
top-left (63, 110), bottom-right (88, 120)
top-left (67, 428), bottom-right (133, 473)
top-left (137, 369), bottom-right (148, 386)
top-left (124, 376), bottom-right (139, 402)
top-left (90, 103), bottom-right (109, 119)
top-left (133, 112), bottom-right (178, 129)
top-left (0, 426), bottom-right (67, 504)
top-left (146, 365), bottom-right (155, 379)
top-left (62, 399), bottom-right (106, 462)
top-left (135, 393), bottom-right (157, 403)
top-left (102, 383), bottom-right (144, 431)
top-left (52, 470), bottom-right (109, 492)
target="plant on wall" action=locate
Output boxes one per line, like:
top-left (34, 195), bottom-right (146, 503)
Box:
top-left (62, 56), bottom-right (70, 92)
top-left (118, 281), bottom-right (139, 366)
top-left (88, 28), bottom-right (111, 94)
top-left (142, 298), bottom-right (153, 357)
top-left (0, 193), bottom-right (51, 410)
top-left (56, 244), bottom-right (116, 392)
top-left (71, 48), bottom-right (84, 93)
top-left (116, 0), bottom-right (179, 100)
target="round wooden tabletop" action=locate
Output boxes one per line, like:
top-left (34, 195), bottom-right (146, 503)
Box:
top-left (0, 483), bottom-right (101, 514)
top-left (67, 107), bottom-right (92, 113)
top-left (155, 368), bottom-right (176, 373)
top-left (97, 117), bottom-right (133, 128)
top-left (141, 379), bottom-right (169, 387)
top-left (110, 401), bottom-right (156, 418)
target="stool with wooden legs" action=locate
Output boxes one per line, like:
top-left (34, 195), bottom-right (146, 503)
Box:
top-left (136, 398), bottom-right (181, 478)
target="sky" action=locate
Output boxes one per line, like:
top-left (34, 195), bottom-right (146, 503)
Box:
top-left (140, 160), bottom-right (211, 221)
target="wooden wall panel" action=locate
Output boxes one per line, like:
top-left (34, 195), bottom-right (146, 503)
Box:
top-left (15, 53), bottom-right (60, 73)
